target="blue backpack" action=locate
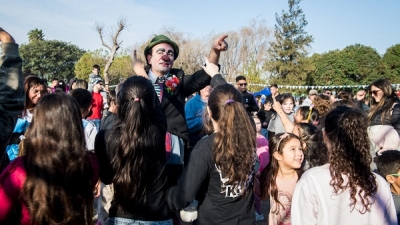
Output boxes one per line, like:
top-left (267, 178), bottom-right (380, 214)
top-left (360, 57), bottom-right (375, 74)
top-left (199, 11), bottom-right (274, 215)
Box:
top-left (6, 118), bottom-right (30, 161)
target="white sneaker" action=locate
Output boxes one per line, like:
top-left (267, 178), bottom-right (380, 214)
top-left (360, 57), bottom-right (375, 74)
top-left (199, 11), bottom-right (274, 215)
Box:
top-left (255, 211), bottom-right (264, 221)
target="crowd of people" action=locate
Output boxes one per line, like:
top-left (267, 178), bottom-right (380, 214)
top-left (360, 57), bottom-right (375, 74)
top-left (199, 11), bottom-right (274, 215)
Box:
top-left (0, 26), bottom-right (399, 225)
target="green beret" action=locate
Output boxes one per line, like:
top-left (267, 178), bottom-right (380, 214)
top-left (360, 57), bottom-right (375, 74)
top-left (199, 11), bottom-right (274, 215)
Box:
top-left (144, 34), bottom-right (179, 60)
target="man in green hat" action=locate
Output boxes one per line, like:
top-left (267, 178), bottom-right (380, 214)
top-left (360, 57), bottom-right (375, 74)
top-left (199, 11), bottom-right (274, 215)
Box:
top-left (133, 34), bottom-right (228, 179)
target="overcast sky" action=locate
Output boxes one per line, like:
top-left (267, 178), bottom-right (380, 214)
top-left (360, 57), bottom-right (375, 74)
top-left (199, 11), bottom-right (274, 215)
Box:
top-left (1, 0), bottom-right (398, 55)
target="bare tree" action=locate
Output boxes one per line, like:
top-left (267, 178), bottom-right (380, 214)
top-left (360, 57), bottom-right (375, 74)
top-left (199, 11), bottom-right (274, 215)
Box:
top-left (95, 17), bottom-right (126, 88)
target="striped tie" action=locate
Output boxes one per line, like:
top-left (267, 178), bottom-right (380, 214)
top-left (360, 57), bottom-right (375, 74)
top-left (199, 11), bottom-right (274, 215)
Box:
top-left (154, 77), bottom-right (165, 102)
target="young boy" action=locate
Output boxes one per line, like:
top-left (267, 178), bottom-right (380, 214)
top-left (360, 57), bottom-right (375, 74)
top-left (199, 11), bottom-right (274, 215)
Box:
top-left (69, 88), bottom-right (98, 152)
top-left (375, 150), bottom-right (400, 224)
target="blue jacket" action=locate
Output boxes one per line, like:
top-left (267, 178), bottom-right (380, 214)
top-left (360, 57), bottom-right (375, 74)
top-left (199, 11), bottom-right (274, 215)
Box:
top-left (185, 94), bottom-right (207, 134)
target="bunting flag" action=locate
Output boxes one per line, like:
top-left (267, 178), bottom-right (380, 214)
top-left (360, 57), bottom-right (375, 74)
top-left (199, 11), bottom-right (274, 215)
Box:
top-left (244, 83), bottom-right (400, 90)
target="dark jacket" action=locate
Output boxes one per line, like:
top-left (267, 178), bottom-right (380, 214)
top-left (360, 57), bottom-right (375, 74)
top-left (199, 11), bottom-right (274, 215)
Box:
top-left (241, 91), bottom-right (259, 115)
top-left (370, 102), bottom-right (400, 135)
top-left (154, 68), bottom-right (211, 142)
top-left (0, 43), bottom-right (24, 173)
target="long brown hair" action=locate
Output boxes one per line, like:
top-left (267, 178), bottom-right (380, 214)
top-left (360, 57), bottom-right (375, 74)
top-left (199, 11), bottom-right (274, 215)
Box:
top-left (260, 133), bottom-right (303, 212)
top-left (22, 93), bottom-right (94, 224)
top-left (326, 106), bottom-right (377, 213)
top-left (367, 78), bottom-right (398, 124)
top-left (207, 84), bottom-right (256, 194)
top-left (110, 76), bottom-right (167, 209)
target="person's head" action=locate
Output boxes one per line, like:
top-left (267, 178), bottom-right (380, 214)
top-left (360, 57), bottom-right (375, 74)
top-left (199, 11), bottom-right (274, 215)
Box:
top-left (107, 89), bottom-right (117, 112)
top-left (207, 83), bottom-right (256, 194)
top-left (279, 93), bottom-right (295, 114)
top-left (253, 116), bottom-right (261, 134)
top-left (92, 64), bottom-right (100, 75)
top-left (260, 133), bottom-right (303, 204)
top-left (337, 90), bottom-right (353, 101)
top-left (263, 100), bottom-right (272, 111)
top-left (144, 35), bottom-right (179, 76)
top-left (75, 79), bottom-right (88, 89)
top-left (323, 89), bottom-right (332, 96)
top-left (294, 106), bottom-right (319, 125)
top-left (91, 77), bottom-right (103, 92)
top-left (54, 82), bottom-right (67, 93)
top-left (50, 77), bottom-right (58, 88)
top-left (111, 75), bottom-right (167, 208)
top-left (292, 123), bottom-right (327, 168)
top-left (312, 94), bottom-right (331, 117)
top-left (22, 92), bottom-right (94, 224)
top-left (69, 78), bottom-right (77, 90)
top-left (270, 84), bottom-right (279, 96)
top-left (324, 106), bottom-right (377, 213)
top-left (69, 88), bottom-right (93, 118)
top-left (308, 89), bottom-right (318, 101)
top-left (368, 79), bottom-right (397, 124)
top-left (199, 85), bottom-right (211, 100)
top-left (235, 75), bottom-right (247, 92)
top-left (24, 75), bottom-right (48, 111)
top-left (375, 150), bottom-right (400, 193)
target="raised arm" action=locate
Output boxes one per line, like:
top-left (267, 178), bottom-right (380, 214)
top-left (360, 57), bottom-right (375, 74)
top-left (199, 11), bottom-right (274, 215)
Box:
top-left (272, 97), bottom-right (294, 133)
top-left (0, 28), bottom-right (24, 171)
top-left (208, 34), bottom-right (228, 65)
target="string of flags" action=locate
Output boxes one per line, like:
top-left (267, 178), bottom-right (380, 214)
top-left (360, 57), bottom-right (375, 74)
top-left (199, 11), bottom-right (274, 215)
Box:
top-left (248, 84), bottom-right (400, 89)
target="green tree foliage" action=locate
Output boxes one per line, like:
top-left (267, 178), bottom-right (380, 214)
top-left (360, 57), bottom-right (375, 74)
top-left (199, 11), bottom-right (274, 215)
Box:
top-left (265, 0), bottom-right (314, 84)
top-left (383, 44), bottom-right (400, 83)
top-left (75, 50), bottom-right (132, 84)
top-left (20, 39), bottom-right (85, 81)
top-left (27, 28), bottom-right (44, 42)
top-left (308, 44), bottom-right (386, 86)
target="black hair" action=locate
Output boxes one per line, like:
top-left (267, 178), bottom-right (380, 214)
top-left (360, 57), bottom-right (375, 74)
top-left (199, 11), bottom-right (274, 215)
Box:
top-left (375, 150), bottom-right (400, 177)
top-left (69, 88), bottom-right (92, 116)
top-left (236, 75), bottom-right (246, 82)
top-left (92, 64), bottom-right (100, 70)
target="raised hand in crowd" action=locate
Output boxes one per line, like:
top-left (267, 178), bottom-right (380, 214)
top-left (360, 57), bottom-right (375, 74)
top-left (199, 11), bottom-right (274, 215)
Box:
top-left (132, 50), bottom-right (148, 78)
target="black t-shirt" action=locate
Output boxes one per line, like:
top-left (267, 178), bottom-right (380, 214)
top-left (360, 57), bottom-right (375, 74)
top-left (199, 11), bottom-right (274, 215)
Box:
top-left (167, 133), bottom-right (255, 225)
top-left (257, 110), bottom-right (275, 129)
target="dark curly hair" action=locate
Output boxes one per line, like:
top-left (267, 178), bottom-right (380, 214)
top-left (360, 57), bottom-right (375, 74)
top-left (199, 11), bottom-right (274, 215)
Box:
top-left (325, 106), bottom-right (377, 213)
top-left (294, 123), bottom-right (328, 168)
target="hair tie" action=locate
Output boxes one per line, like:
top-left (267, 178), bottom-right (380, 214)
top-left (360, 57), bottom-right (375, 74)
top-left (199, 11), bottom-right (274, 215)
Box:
top-left (225, 99), bottom-right (234, 104)
top-left (133, 97), bottom-right (140, 102)
top-left (307, 106), bottom-right (313, 121)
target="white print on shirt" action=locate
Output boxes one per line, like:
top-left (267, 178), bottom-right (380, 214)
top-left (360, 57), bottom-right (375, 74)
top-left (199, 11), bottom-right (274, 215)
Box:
top-left (215, 164), bottom-right (253, 198)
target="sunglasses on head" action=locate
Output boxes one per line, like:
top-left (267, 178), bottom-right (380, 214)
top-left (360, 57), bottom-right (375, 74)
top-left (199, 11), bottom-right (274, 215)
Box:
top-left (238, 83), bottom-right (247, 87)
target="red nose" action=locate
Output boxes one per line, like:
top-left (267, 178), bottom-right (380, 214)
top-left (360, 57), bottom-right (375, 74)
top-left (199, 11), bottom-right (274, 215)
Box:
top-left (161, 55), bottom-right (170, 61)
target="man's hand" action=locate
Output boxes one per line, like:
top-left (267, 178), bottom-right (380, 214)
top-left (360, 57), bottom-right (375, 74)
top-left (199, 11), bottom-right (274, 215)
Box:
top-left (0, 28), bottom-right (15, 43)
top-left (132, 50), bottom-right (148, 78)
top-left (211, 34), bottom-right (228, 52)
top-left (202, 56), bottom-right (219, 77)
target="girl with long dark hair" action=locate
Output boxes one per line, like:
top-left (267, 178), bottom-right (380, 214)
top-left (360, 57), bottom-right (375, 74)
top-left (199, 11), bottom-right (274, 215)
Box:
top-left (0, 92), bottom-right (98, 224)
top-left (95, 76), bottom-right (171, 224)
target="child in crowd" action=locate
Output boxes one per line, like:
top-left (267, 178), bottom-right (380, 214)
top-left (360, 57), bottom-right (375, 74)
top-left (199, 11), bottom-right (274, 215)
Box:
top-left (167, 83), bottom-right (256, 224)
top-left (257, 100), bottom-right (274, 139)
top-left (267, 94), bottom-right (295, 138)
top-left (95, 76), bottom-right (171, 224)
top-left (292, 123), bottom-right (328, 170)
top-left (260, 133), bottom-right (304, 225)
top-left (291, 106), bottom-right (397, 225)
top-left (294, 106), bottom-right (319, 125)
top-left (253, 116), bottom-right (270, 221)
top-left (0, 93), bottom-right (99, 224)
top-left (70, 88), bottom-right (97, 152)
top-left (375, 150), bottom-right (400, 224)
